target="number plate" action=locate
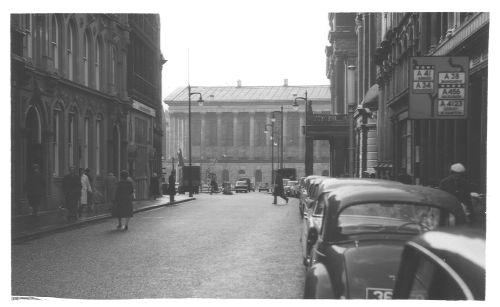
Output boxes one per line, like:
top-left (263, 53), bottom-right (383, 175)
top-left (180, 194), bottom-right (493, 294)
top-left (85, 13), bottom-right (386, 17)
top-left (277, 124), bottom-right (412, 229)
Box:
top-left (366, 288), bottom-right (393, 299)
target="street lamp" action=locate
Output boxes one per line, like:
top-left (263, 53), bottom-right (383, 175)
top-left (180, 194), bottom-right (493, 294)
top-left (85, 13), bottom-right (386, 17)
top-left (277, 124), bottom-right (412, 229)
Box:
top-left (264, 123), bottom-right (275, 191)
top-left (271, 106), bottom-right (284, 169)
top-left (292, 91), bottom-right (313, 176)
top-left (188, 85), bottom-right (203, 197)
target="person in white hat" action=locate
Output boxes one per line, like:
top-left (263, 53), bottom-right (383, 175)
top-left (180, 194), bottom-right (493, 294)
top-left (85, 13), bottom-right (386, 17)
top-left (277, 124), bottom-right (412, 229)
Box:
top-left (439, 163), bottom-right (473, 217)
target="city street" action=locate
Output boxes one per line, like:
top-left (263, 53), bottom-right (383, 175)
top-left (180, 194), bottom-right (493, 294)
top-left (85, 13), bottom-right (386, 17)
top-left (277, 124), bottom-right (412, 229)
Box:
top-left (12, 192), bottom-right (305, 299)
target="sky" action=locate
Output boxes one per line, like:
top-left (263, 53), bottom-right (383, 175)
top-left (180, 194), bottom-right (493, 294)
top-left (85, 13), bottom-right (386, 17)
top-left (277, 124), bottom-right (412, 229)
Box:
top-left (161, 2), bottom-right (332, 100)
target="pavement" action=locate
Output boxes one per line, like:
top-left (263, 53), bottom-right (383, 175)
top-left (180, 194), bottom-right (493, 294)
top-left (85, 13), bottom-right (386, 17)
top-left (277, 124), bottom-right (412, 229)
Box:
top-left (11, 194), bottom-right (195, 242)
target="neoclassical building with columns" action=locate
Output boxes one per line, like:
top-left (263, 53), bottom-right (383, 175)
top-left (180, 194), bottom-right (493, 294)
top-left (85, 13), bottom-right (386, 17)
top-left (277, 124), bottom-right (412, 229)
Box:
top-left (164, 81), bottom-right (332, 186)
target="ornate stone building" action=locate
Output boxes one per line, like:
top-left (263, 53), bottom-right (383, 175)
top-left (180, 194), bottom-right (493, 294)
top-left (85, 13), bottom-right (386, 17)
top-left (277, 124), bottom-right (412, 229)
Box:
top-left (164, 82), bottom-right (332, 186)
top-left (332, 12), bottom-right (488, 193)
top-left (11, 14), bottom-right (164, 215)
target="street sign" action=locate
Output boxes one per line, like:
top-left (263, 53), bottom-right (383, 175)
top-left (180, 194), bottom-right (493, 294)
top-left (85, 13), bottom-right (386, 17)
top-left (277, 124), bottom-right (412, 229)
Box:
top-left (409, 57), bottom-right (469, 119)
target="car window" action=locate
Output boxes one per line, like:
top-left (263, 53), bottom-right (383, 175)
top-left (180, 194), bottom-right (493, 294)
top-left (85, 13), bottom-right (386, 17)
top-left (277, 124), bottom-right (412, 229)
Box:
top-left (313, 197), bottom-right (325, 216)
top-left (409, 254), bottom-right (466, 300)
top-left (336, 203), bottom-right (457, 235)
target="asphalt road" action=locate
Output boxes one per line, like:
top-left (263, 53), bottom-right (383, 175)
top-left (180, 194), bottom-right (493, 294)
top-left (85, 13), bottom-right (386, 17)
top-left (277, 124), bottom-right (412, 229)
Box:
top-left (11, 192), bottom-right (305, 299)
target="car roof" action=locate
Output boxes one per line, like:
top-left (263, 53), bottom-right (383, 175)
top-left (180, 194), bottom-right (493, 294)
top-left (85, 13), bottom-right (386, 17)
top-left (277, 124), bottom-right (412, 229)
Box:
top-left (411, 227), bottom-right (485, 270)
top-left (316, 178), bottom-right (403, 198)
top-left (408, 227), bottom-right (485, 298)
top-left (324, 183), bottom-right (466, 219)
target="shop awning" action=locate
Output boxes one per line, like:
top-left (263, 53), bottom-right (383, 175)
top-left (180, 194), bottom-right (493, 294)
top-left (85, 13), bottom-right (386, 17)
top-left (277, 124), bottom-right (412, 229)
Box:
top-left (361, 84), bottom-right (379, 108)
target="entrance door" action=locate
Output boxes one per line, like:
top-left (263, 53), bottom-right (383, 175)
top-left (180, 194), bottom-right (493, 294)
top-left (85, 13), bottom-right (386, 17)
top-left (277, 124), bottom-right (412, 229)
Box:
top-left (25, 107), bottom-right (42, 174)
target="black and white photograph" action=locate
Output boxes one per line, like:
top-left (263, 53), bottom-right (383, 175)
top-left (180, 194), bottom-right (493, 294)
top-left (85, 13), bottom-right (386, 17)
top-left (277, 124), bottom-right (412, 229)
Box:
top-left (5, 0), bottom-right (496, 304)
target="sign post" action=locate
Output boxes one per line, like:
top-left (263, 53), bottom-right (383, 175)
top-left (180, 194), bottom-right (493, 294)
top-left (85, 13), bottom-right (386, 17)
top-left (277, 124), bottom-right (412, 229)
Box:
top-left (409, 57), bottom-right (469, 119)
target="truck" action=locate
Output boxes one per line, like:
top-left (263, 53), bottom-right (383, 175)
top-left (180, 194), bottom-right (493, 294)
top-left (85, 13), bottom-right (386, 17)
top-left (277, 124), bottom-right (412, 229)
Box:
top-left (177, 166), bottom-right (201, 194)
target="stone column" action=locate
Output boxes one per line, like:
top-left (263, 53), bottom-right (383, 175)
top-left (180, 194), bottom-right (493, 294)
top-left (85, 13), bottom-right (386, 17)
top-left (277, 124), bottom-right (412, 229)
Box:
top-left (200, 112), bottom-right (206, 152)
top-left (265, 113), bottom-right (271, 146)
top-left (216, 112), bottom-right (222, 147)
top-left (233, 112), bottom-right (239, 147)
top-left (249, 111), bottom-right (255, 159)
top-left (299, 114), bottom-right (305, 159)
top-left (282, 111), bottom-right (288, 163)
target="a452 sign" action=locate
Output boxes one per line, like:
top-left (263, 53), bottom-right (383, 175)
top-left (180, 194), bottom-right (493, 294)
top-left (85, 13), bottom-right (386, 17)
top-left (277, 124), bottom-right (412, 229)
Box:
top-left (409, 57), bottom-right (469, 119)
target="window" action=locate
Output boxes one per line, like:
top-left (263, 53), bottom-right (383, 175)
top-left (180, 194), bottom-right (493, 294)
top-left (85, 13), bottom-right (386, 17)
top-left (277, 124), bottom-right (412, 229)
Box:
top-left (111, 46), bottom-right (116, 89)
top-left (66, 22), bottom-right (75, 81)
top-left (83, 33), bottom-right (90, 86)
top-left (83, 115), bottom-right (90, 168)
top-left (255, 169), bottom-right (262, 183)
top-left (241, 114), bottom-right (250, 146)
top-left (409, 254), bottom-right (466, 300)
top-left (51, 16), bottom-right (60, 70)
top-left (25, 14), bottom-right (33, 59)
top-left (53, 104), bottom-right (62, 176)
top-left (134, 117), bottom-right (148, 144)
top-left (68, 109), bottom-right (76, 167)
top-left (95, 38), bottom-right (101, 90)
top-left (96, 115), bottom-right (102, 176)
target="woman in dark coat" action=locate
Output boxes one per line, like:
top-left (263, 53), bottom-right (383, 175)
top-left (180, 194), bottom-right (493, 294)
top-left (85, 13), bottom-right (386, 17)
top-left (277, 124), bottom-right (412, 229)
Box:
top-left (273, 172), bottom-right (288, 205)
top-left (114, 170), bottom-right (134, 230)
top-left (168, 171), bottom-right (176, 203)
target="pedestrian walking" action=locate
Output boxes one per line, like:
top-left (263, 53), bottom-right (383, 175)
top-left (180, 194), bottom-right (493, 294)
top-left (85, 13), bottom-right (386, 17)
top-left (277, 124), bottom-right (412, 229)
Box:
top-left (168, 170), bottom-right (176, 203)
top-left (24, 163), bottom-right (44, 216)
top-left (62, 166), bottom-right (82, 221)
top-left (439, 163), bottom-right (474, 217)
top-left (150, 172), bottom-right (160, 200)
top-left (104, 172), bottom-right (117, 203)
top-left (114, 170), bottom-right (134, 230)
top-left (79, 168), bottom-right (93, 215)
top-left (85, 168), bottom-right (95, 212)
top-left (273, 172), bottom-right (288, 205)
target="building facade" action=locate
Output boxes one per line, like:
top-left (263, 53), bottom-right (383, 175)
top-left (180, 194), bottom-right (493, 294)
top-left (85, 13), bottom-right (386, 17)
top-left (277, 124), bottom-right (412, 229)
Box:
top-left (329, 12), bottom-right (488, 193)
top-left (164, 82), bottom-right (332, 186)
top-left (11, 14), bottom-right (164, 215)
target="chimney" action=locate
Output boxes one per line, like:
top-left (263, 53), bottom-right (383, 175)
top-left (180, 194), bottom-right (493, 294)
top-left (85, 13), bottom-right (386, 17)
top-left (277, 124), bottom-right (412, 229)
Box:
top-left (237, 80), bottom-right (242, 87)
top-left (284, 79), bottom-right (288, 86)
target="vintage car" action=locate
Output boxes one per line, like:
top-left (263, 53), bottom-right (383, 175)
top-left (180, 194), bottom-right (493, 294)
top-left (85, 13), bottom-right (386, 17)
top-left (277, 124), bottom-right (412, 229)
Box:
top-left (299, 175), bottom-right (328, 217)
top-left (303, 184), bottom-right (467, 299)
top-left (284, 180), bottom-right (299, 197)
top-left (258, 183), bottom-right (270, 192)
top-left (301, 178), bottom-right (406, 267)
top-left (234, 180), bottom-right (249, 193)
top-left (393, 227), bottom-right (485, 300)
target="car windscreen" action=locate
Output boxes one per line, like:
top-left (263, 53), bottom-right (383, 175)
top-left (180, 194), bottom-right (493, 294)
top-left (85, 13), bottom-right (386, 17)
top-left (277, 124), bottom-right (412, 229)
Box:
top-left (335, 202), bottom-right (457, 235)
top-left (235, 181), bottom-right (247, 186)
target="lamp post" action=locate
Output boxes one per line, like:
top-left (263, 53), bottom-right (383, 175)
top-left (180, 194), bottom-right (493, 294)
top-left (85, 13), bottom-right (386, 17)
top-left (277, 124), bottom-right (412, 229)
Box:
top-left (347, 65), bottom-right (356, 177)
top-left (188, 84), bottom-right (203, 197)
top-left (292, 91), bottom-right (313, 176)
top-left (264, 123), bottom-right (275, 189)
top-left (271, 106), bottom-right (284, 169)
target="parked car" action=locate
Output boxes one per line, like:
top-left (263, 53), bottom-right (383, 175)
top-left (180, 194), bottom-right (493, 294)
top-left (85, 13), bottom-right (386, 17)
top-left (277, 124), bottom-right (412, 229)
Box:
top-left (234, 180), bottom-right (249, 193)
top-left (299, 175), bottom-right (328, 218)
top-left (301, 178), bottom-right (406, 267)
top-left (393, 227), bottom-right (485, 300)
top-left (258, 183), bottom-right (270, 192)
top-left (284, 180), bottom-right (298, 197)
top-left (303, 183), bottom-right (467, 299)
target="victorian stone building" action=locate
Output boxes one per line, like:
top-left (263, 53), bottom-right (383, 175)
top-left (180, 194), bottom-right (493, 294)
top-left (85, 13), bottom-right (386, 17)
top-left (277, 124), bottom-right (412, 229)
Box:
top-left (164, 81), bottom-right (332, 186)
top-left (328, 12), bottom-right (488, 194)
top-left (11, 14), bottom-right (165, 215)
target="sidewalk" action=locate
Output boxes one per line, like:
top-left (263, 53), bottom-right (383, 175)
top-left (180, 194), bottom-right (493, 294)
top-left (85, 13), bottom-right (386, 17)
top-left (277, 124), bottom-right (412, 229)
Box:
top-left (11, 195), bottom-right (194, 242)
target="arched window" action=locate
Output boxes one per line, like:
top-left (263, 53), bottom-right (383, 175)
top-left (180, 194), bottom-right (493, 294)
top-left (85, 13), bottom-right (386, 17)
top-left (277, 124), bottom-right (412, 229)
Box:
top-left (25, 14), bottom-right (33, 59)
top-left (53, 103), bottom-right (63, 176)
top-left (95, 37), bottom-right (101, 90)
top-left (83, 112), bottom-right (91, 168)
top-left (68, 107), bottom-right (77, 167)
top-left (66, 21), bottom-right (75, 81)
top-left (255, 169), bottom-right (262, 183)
top-left (83, 32), bottom-right (90, 86)
top-left (95, 114), bottom-right (103, 176)
top-left (110, 46), bottom-right (116, 90)
top-left (51, 16), bottom-right (60, 70)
